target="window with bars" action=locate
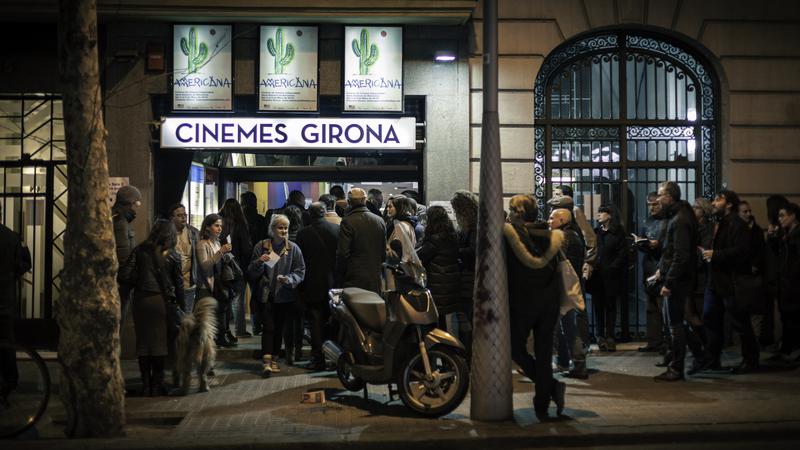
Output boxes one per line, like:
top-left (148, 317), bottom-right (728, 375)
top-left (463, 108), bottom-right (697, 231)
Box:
top-left (0, 94), bottom-right (67, 321)
top-left (533, 31), bottom-right (719, 338)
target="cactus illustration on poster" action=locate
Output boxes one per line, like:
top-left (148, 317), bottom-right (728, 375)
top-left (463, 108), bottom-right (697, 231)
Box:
top-left (351, 29), bottom-right (380, 75)
top-left (267, 28), bottom-right (295, 75)
top-left (179, 27), bottom-right (209, 74)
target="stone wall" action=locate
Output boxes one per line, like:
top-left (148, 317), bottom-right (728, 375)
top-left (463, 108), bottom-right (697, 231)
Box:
top-left (468, 0), bottom-right (800, 221)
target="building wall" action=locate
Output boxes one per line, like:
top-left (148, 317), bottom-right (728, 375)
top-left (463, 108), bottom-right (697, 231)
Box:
top-left (468, 0), bottom-right (800, 222)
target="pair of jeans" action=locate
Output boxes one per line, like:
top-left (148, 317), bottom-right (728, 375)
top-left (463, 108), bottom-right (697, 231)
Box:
top-left (555, 309), bottom-right (589, 371)
top-left (555, 310), bottom-right (575, 368)
top-left (722, 295), bottom-right (760, 364)
top-left (645, 293), bottom-right (665, 348)
top-left (285, 301), bottom-right (305, 359)
top-left (184, 286), bottom-right (196, 314)
top-left (662, 288), bottom-right (689, 372)
top-left (703, 287), bottom-right (726, 362)
top-left (591, 293), bottom-right (618, 341)
top-left (255, 300), bottom-right (297, 358)
top-left (249, 281), bottom-right (262, 333)
top-left (308, 300), bottom-right (330, 360)
top-left (230, 279), bottom-right (248, 335)
top-left (510, 301), bottom-right (560, 415)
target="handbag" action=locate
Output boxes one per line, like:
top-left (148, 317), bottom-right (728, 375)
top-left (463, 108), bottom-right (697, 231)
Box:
top-left (220, 255), bottom-right (244, 287)
top-left (557, 250), bottom-right (585, 316)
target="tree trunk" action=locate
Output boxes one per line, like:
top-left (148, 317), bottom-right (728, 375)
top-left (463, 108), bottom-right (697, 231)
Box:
top-left (56, 0), bottom-right (126, 437)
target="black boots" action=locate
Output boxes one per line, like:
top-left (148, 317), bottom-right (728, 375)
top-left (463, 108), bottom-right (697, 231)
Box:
top-left (150, 356), bottom-right (168, 396)
top-left (654, 326), bottom-right (686, 382)
top-left (654, 367), bottom-right (685, 382)
top-left (138, 356), bottom-right (151, 396)
top-left (138, 356), bottom-right (169, 396)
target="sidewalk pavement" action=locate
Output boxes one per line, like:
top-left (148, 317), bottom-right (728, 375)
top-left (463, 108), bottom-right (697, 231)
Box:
top-left (10, 340), bottom-right (800, 449)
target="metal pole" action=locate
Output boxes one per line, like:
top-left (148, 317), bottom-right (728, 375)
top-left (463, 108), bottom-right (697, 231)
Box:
top-left (470, 0), bottom-right (513, 421)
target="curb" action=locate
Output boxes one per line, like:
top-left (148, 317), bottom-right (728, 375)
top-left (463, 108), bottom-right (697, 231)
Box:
top-left (9, 420), bottom-right (800, 450)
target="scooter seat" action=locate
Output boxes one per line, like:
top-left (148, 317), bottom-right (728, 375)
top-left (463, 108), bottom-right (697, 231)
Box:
top-left (341, 287), bottom-right (386, 332)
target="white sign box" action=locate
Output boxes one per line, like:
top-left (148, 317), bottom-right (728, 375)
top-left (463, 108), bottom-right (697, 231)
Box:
top-left (259, 26), bottom-right (319, 111)
top-left (343, 26), bottom-right (403, 112)
top-left (160, 117), bottom-right (417, 150)
top-left (173, 24), bottom-right (233, 111)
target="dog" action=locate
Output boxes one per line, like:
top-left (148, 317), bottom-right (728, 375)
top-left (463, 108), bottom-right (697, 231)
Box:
top-left (174, 296), bottom-right (218, 395)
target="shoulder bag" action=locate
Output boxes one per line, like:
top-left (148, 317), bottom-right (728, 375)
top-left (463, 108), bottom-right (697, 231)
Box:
top-left (558, 250), bottom-right (585, 316)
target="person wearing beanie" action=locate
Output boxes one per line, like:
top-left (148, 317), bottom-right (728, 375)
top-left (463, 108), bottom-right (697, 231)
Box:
top-left (113, 184), bottom-right (142, 325)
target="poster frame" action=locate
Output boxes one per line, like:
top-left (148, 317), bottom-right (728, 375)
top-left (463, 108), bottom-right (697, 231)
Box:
top-left (341, 24), bottom-right (405, 115)
top-left (257, 24), bottom-right (321, 114)
top-left (171, 23), bottom-right (235, 113)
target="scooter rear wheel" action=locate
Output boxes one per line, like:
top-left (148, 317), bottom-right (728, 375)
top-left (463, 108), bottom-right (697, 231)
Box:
top-left (337, 354), bottom-right (365, 392)
top-left (397, 346), bottom-right (469, 417)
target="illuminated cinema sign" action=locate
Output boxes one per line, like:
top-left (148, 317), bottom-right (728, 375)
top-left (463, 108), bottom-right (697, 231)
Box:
top-left (160, 117), bottom-right (417, 150)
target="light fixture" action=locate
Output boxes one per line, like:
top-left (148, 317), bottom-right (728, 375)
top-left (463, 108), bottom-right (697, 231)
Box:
top-left (434, 50), bottom-right (456, 62)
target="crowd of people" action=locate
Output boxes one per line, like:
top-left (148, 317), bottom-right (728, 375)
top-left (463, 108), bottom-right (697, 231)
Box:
top-left (113, 185), bottom-right (479, 394)
top-left (109, 181), bottom-right (800, 422)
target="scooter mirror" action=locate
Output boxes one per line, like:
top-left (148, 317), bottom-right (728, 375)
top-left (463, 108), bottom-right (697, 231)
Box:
top-left (390, 239), bottom-right (403, 258)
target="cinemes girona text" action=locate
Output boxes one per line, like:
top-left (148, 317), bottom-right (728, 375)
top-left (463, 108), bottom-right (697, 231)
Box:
top-left (173, 122), bottom-right (401, 145)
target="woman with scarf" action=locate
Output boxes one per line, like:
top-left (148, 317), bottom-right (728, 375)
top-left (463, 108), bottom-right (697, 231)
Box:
top-left (384, 195), bottom-right (423, 290)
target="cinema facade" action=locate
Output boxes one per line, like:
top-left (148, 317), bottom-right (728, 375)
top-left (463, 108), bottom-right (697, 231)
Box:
top-left (2, 0), bottom-right (799, 343)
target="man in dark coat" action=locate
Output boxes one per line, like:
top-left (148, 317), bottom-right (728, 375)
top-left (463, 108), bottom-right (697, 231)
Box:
top-left (336, 188), bottom-right (386, 294)
top-left (241, 191), bottom-right (267, 334)
top-left (241, 191), bottom-right (267, 244)
top-left (768, 203), bottom-right (800, 361)
top-left (738, 201), bottom-right (769, 346)
top-left (654, 181), bottom-right (699, 381)
top-left (0, 202), bottom-right (32, 399)
top-left (296, 203), bottom-right (340, 370)
top-left (701, 190), bottom-right (756, 373)
top-left (112, 184), bottom-right (142, 325)
top-left (637, 193), bottom-right (667, 352)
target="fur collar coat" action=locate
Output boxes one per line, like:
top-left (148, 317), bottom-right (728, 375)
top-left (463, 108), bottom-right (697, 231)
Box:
top-left (503, 222), bottom-right (564, 310)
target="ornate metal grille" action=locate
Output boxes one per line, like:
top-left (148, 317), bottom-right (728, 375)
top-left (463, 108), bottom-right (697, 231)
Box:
top-left (533, 30), bottom-right (719, 339)
top-left (534, 31), bottom-right (718, 208)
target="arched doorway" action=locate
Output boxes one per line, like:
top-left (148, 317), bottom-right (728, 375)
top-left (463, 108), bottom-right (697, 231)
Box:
top-left (533, 29), bottom-right (720, 338)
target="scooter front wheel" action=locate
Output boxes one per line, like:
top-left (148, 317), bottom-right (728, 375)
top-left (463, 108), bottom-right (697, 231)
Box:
top-left (397, 346), bottom-right (469, 417)
top-left (337, 354), bottom-right (365, 392)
